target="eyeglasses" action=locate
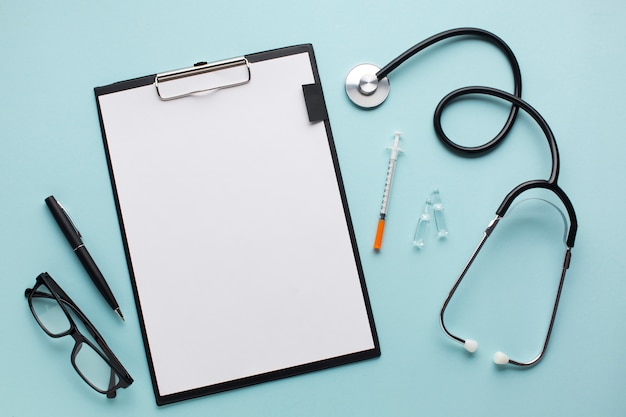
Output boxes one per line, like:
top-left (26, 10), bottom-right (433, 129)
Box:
top-left (25, 272), bottom-right (133, 398)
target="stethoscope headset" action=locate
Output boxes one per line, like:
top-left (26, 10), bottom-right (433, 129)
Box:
top-left (345, 27), bottom-right (578, 367)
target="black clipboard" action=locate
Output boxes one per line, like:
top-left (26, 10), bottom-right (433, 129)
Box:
top-left (95, 44), bottom-right (380, 405)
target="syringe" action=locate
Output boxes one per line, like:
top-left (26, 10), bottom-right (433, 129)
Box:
top-left (374, 132), bottom-right (403, 251)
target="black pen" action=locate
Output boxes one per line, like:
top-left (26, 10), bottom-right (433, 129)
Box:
top-left (45, 195), bottom-right (124, 321)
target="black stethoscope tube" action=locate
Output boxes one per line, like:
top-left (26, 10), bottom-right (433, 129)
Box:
top-left (371, 28), bottom-right (577, 246)
top-left (376, 27), bottom-right (523, 156)
top-left (434, 85), bottom-right (578, 247)
top-left (434, 85), bottom-right (559, 183)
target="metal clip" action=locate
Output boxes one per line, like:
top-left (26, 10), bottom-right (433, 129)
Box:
top-left (57, 200), bottom-right (82, 239)
top-left (155, 57), bottom-right (251, 101)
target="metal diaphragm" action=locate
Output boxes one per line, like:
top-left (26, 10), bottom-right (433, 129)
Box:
top-left (345, 63), bottom-right (390, 108)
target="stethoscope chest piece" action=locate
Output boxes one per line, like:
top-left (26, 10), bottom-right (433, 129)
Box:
top-left (345, 63), bottom-right (390, 108)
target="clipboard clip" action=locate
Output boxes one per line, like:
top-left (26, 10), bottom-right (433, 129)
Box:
top-left (155, 57), bottom-right (251, 101)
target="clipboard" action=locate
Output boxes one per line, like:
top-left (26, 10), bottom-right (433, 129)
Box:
top-left (94, 44), bottom-right (380, 405)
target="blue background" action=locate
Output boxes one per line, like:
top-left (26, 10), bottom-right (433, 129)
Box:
top-left (1, 1), bottom-right (625, 416)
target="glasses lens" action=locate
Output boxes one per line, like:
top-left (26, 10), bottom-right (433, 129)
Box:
top-left (74, 342), bottom-right (118, 392)
top-left (30, 286), bottom-right (72, 336)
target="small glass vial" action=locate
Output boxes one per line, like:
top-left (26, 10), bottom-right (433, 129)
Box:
top-left (412, 198), bottom-right (432, 249)
top-left (431, 188), bottom-right (449, 239)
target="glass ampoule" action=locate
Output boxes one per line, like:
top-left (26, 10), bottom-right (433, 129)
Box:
top-left (412, 198), bottom-right (432, 249)
top-left (431, 188), bottom-right (448, 239)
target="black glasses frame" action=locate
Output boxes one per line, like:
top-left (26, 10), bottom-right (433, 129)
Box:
top-left (25, 272), bottom-right (133, 398)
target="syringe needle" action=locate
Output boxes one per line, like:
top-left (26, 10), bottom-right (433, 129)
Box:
top-left (374, 132), bottom-right (403, 251)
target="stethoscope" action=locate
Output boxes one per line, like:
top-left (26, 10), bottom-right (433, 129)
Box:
top-left (345, 27), bottom-right (578, 367)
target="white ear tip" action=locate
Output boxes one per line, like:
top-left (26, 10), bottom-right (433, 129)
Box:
top-left (493, 351), bottom-right (510, 365)
top-left (464, 339), bottom-right (478, 353)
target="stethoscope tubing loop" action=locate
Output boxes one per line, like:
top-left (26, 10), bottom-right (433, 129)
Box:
top-left (433, 86), bottom-right (577, 245)
top-left (434, 86), bottom-right (561, 184)
top-left (376, 27), bottom-right (523, 157)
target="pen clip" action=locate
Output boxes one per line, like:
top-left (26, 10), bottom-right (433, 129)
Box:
top-left (57, 200), bottom-right (82, 239)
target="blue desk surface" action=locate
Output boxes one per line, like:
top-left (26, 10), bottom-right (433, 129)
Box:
top-left (2, 1), bottom-right (625, 415)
